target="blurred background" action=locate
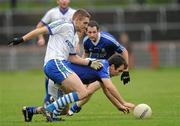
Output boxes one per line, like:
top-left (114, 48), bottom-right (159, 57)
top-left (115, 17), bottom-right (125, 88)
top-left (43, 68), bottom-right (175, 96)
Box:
top-left (0, 0), bottom-right (180, 70)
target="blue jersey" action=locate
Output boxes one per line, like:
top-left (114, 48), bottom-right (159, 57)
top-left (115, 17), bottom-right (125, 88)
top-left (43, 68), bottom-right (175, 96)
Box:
top-left (83, 32), bottom-right (125, 59)
top-left (68, 60), bottom-right (110, 84)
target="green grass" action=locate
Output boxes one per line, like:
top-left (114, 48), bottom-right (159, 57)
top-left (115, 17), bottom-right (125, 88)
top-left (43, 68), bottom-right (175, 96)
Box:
top-left (0, 68), bottom-right (180, 126)
top-left (0, 0), bottom-right (175, 11)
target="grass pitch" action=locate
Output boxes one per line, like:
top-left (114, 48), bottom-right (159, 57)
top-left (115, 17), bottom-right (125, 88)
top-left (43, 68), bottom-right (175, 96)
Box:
top-left (0, 68), bottom-right (180, 126)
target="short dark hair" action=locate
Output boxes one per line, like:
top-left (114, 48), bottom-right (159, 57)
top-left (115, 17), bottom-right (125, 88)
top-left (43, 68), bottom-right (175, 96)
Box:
top-left (108, 54), bottom-right (128, 69)
top-left (72, 9), bottom-right (91, 21)
top-left (88, 20), bottom-right (100, 31)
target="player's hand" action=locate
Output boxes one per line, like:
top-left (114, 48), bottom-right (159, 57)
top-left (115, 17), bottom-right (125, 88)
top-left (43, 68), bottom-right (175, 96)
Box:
top-left (123, 102), bottom-right (135, 109)
top-left (37, 38), bottom-right (46, 47)
top-left (118, 104), bottom-right (130, 114)
top-left (88, 60), bottom-right (103, 70)
top-left (121, 71), bottom-right (130, 85)
top-left (8, 37), bottom-right (24, 46)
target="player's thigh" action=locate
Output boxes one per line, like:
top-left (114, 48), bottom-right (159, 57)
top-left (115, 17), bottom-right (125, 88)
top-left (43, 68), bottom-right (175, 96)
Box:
top-left (61, 73), bottom-right (88, 99)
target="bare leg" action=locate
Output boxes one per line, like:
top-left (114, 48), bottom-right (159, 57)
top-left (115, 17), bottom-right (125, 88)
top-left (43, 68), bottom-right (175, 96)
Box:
top-left (68, 81), bottom-right (101, 115)
top-left (77, 81), bottom-right (101, 107)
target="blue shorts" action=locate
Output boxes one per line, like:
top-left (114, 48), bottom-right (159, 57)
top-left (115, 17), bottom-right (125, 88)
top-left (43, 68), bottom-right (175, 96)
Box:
top-left (44, 59), bottom-right (73, 84)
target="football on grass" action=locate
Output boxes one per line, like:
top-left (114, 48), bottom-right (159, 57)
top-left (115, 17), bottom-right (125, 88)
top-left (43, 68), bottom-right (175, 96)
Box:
top-left (133, 103), bottom-right (152, 119)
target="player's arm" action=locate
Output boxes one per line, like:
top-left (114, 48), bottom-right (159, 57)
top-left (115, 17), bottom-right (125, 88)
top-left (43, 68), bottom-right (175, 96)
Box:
top-left (82, 52), bottom-right (89, 58)
top-left (119, 49), bottom-right (131, 84)
top-left (68, 55), bottom-right (103, 70)
top-left (8, 26), bottom-right (48, 46)
top-left (36, 21), bottom-right (46, 46)
top-left (120, 50), bottom-right (131, 85)
top-left (101, 78), bottom-right (126, 104)
top-left (120, 48), bottom-right (129, 70)
top-left (101, 78), bottom-right (134, 110)
top-left (23, 26), bottom-right (48, 41)
top-left (101, 83), bottom-right (129, 113)
top-left (116, 44), bottom-right (131, 85)
top-left (82, 38), bottom-right (90, 58)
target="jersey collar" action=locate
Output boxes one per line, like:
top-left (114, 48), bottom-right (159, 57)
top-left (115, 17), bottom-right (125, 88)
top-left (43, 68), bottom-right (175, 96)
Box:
top-left (59, 7), bottom-right (69, 15)
top-left (91, 32), bottom-right (101, 46)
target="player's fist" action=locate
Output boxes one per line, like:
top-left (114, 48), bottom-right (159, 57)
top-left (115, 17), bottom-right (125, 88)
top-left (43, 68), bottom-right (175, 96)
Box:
top-left (121, 71), bottom-right (130, 85)
top-left (8, 37), bottom-right (24, 46)
top-left (88, 60), bottom-right (103, 70)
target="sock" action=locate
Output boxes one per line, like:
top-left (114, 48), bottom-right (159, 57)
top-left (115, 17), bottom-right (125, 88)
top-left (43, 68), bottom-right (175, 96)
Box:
top-left (46, 91), bottom-right (78, 113)
top-left (28, 106), bottom-right (38, 114)
top-left (70, 103), bottom-right (81, 113)
top-left (53, 107), bottom-right (65, 116)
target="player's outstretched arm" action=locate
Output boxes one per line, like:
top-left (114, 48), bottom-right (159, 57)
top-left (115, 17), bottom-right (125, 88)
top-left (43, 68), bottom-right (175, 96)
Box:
top-left (23, 27), bottom-right (48, 42)
top-left (8, 26), bottom-right (48, 46)
top-left (101, 84), bottom-right (129, 113)
top-left (101, 79), bottom-right (134, 111)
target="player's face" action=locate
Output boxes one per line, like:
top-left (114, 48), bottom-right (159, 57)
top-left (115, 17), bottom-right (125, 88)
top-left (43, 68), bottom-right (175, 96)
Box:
top-left (110, 64), bottom-right (125, 77)
top-left (86, 26), bottom-right (99, 42)
top-left (58, 0), bottom-right (70, 9)
top-left (75, 17), bottom-right (89, 33)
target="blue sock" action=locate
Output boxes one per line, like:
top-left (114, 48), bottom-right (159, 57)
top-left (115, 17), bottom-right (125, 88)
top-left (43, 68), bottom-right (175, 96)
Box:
top-left (46, 104), bottom-right (56, 113)
top-left (70, 103), bottom-right (81, 113)
top-left (27, 106), bottom-right (38, 114)
top-left (46, 91), bottom-right (79, 113)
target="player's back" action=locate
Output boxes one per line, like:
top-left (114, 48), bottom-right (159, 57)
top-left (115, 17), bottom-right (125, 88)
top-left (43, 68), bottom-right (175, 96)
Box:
top-left (67, 60), bottom-right (110, 84)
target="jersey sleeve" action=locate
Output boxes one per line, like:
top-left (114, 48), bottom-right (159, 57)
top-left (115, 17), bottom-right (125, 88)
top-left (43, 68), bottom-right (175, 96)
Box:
top-left (41, 9), bottom-right (54, 24)
top-left (98, 60), bottom-right (110, 79)
top-left (109, 37), bottom-right (125, 53)
top-left (47, 20), bottom-right (72, 35)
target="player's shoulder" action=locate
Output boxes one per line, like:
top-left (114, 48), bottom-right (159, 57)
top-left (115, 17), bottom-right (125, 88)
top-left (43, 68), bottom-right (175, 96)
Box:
top-left (68, 7), bottom-right (76, 13)
top-left (47, 6), bottom-right (59, 13)
top-left (100, 32), bottom-right (119, 45)
top-left (83, 36), bottom-right (90, 44)
top-left (49, 19), bottom-right (73, 29)
top-left (101, 59), bottom-right (109, 67)
top-left (101, 32), bottom-right (116, 40)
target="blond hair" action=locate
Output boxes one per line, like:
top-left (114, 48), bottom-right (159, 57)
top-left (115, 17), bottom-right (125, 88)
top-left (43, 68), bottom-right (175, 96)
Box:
top-left (72, 9), bottom-right (91, 21)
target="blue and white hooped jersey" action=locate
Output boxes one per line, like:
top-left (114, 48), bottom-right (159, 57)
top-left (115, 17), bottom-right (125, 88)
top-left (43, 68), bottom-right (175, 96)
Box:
top-left (83, 32), bottom-right (125, 59)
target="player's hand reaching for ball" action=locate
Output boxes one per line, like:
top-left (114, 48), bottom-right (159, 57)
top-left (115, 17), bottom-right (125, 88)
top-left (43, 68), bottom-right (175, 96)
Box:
top-left (123, 102), bottom-right (135, 109)
top-left (118, 104), bottom-right (130, 114)
top-left (8, 37), bottom-right (24, 46)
